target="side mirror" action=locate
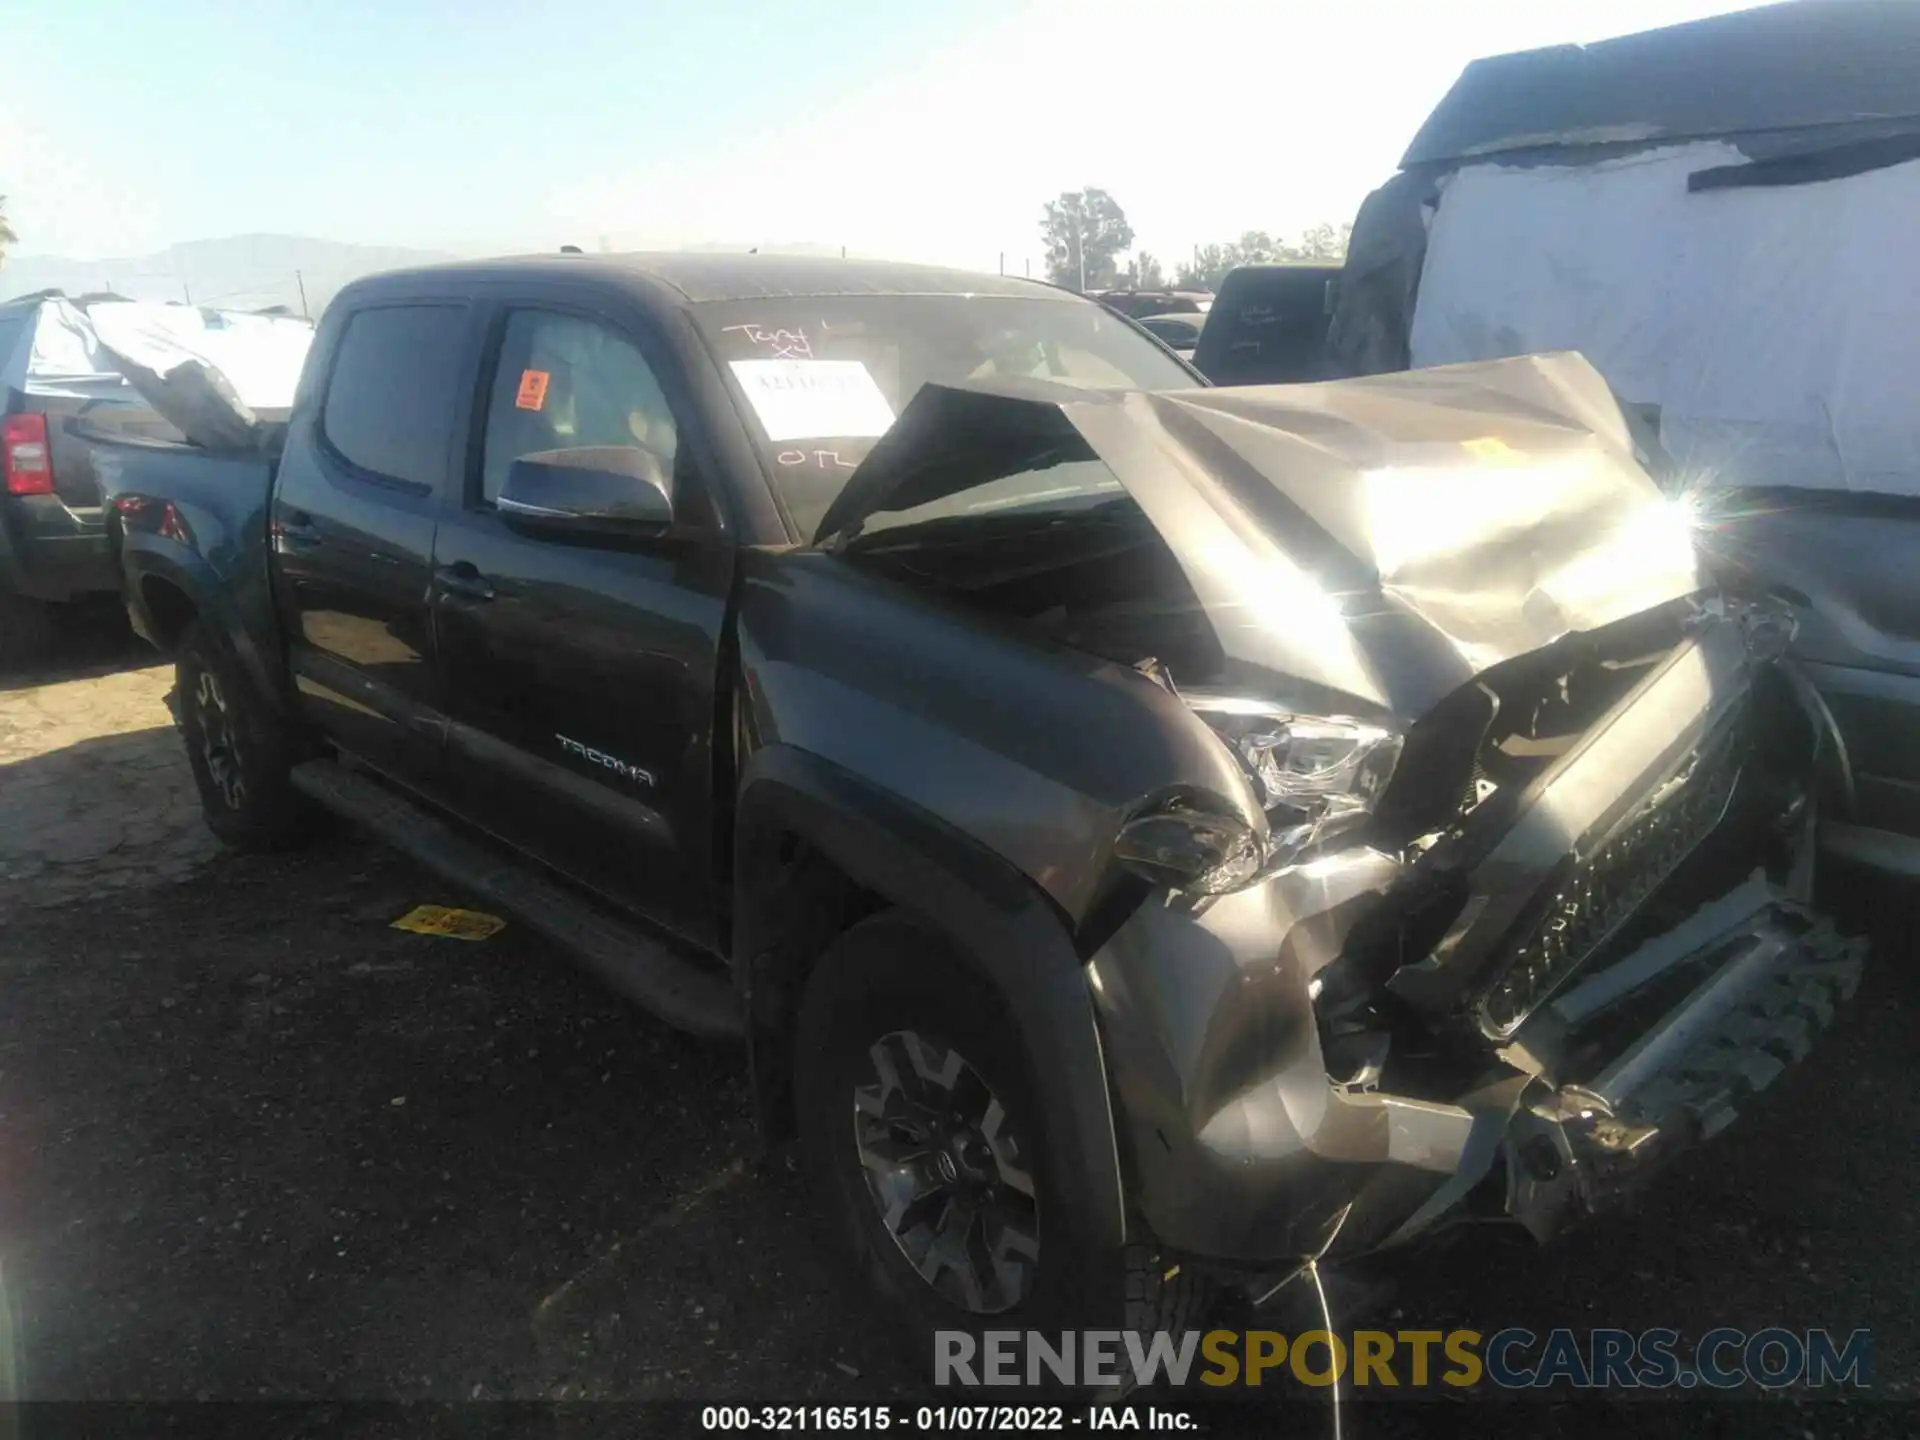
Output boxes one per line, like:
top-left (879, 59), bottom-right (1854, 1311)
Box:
top-left (498, 445), bottom-right (674, 537)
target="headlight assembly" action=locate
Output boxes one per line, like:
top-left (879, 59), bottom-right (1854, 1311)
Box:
top-left (1111, 806), bottom-right (1265, 895)
top-left (1191, 697), bottom-right (1398, 811)
top-left (1112, 696), bottom-right (1403, 896)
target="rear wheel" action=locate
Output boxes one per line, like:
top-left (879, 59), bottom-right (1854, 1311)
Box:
top-left (793, 910), bottom-right (1208, 1385)
top-left (175, 621), bottom-right (317, 850)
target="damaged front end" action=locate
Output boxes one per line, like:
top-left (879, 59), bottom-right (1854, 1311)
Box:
top-left (1086, 592), bottom-right (1864, 1295)
top-left (819, 353), bottom-right (1865, 1290)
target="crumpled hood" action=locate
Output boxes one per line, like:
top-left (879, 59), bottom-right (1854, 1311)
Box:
top-left (817, 352), bottom-right (1702, 722)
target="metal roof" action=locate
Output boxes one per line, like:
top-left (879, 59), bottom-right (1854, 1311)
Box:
top-left (1403, 0), bottom-right (1920, 167)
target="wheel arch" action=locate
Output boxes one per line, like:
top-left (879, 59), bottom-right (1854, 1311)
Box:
top-left (120, 540), bottom-right (294, 721)
top-left (138, 571), bottom-right (200, 652)
top-left (733, 742), bottom-right (1129, 1253)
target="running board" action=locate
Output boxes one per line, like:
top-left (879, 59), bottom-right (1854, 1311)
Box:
top-left (289, 759), bottom-right (744, 1041)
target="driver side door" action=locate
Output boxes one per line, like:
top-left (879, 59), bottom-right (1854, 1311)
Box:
top-left (430, 300), bottom-right (734, 948)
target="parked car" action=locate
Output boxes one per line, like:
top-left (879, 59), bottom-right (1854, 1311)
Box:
top-left (2, 295), bottom-right (173, 662)
top-left (98, 253), bottom-right (1861, 1362)
top-left (1135, 310), bottom-right (1205, 359)
top-left (1189, 264), bottom-right (1340, 385)
top-left (1094, 288), bottom-right (1212, 321)
top-left (0, 293), bottom-right (312, 665)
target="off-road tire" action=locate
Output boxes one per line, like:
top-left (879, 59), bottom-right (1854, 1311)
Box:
top-left (175, 620), bottom-right (317, 850)
top-left (794, 909), bottom-right (1211, 1389)
top-left (0, 592), bottom-right (57, 671)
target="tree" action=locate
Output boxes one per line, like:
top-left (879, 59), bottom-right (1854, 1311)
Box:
top-left (0, 196), bottom-right (16, 269)
top-left (1276, 222), bottom-right (1351, 263)
top-left (1229, 230), bottom-right (1278, 266)
top-left (1040, 189), bottom-right (1134, 291)
top-left (1174, 233), bottom-right (1272, 290)
top-left (1175, 245), bottom-right (1231, 290)
top-left (1174, 222), bottom-right (1352, 289)
top-left (1122, 251), bottom-right (1166, 290)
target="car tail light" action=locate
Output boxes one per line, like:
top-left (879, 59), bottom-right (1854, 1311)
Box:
top-left (2, 414), bottom-right (53, 495)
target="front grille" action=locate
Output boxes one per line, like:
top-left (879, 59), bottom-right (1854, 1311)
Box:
top-left (1478, 724), bottom-right (1745, 1035)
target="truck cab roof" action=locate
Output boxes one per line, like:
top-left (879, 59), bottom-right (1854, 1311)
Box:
top-left (341, 252), bottom-right (1075, 309)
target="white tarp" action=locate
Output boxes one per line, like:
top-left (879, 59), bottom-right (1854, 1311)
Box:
top-left (1409, 142), bottom-right (1920, 495)
top-left (86, 302), bottom-right (312, 411)
top-left (0, 298), bottom-right (126, 399)
top-left (0, 298), bottom-right (313, 409)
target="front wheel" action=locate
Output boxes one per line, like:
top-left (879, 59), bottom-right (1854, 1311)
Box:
top-left (792, 911), bottom-right (1207, 1384)
top-left (175, 621), bottom-right (317, 850)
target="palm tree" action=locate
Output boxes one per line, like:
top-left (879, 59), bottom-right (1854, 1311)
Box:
top-left (0, 196), bottom-right (16, 267)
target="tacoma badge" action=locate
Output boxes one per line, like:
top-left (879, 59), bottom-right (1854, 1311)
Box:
top-left (556, 734), bottom-right (656, 787)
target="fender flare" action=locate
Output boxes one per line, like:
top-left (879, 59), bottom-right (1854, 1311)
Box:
top-left (119, 535), bottom-right (295, 720)
top-left (733, 742), bottom-right (1128, 1253)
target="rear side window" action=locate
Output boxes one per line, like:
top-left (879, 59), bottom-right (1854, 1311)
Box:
top-left (320, 304), bottom-right (468, 488)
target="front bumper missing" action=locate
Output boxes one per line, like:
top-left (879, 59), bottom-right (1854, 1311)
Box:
top-left (1090, 618), bottom-right (1861, 1275)
top-left (1090, 856), bottom-right (1865, 1271)
top-left (1502, 901), bottom-right (1864, 1243)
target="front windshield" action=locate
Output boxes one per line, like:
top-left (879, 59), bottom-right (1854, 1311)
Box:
top-left (693, 292), bottom-right (1196, 538)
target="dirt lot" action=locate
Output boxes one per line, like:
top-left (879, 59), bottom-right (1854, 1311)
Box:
top-left (1, 620), bottom-right (1915, 1437)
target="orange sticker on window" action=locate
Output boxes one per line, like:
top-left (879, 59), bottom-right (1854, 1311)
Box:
top-left (515, 369), bottom-right (550, 410)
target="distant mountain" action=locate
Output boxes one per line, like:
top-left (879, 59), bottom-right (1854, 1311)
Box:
top-left (0, 234), bottom-right (457, 315)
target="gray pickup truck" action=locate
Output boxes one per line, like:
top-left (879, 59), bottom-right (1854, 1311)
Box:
top-left (96, 252), bottom-right (1862, 1361)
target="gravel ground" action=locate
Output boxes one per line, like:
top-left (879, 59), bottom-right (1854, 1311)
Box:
top-left (0, 628), bottom-right (1914, 1438)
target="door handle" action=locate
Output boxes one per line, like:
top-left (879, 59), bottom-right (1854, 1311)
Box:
top-left (273, 509), bottom-right (322, 549)
top-left (435, 562), bottom-right (496, 602)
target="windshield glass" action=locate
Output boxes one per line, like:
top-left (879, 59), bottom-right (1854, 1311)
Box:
top-left (693, 293), bottom-right (1196, 538)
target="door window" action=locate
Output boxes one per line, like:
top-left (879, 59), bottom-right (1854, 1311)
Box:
top-left (319, 304), bottom-right (470, 488)
top-left (478, 311), bottom-right (679, 505)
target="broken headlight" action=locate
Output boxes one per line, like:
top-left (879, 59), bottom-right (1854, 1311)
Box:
top-left (1111, 806), bottom-right (1265, 895)
top-left (1186, 695), bottom-right (1404, 861)
top-left (1112, 698), bottom-right (1404, 896)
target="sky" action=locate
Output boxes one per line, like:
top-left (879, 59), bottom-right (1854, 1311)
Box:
top-left (2, 0), bottom-right (1751, 274)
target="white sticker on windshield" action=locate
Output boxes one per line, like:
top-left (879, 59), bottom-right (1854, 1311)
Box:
top-left (728, 359), bottom-right (895, 442)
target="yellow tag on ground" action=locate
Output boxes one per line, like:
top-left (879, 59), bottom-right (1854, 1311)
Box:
top-left (390, 905), bottom-right (507, 941)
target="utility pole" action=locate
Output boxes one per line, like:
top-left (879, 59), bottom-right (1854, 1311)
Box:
top-left (1075, 208), bottom-right (1086, 293)
top-left (295, 270), bottom-right (309, 319)
top-left (998, 252), bottom-right (1004, 275)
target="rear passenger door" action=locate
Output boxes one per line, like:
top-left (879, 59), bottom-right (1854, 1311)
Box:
top-left (270, 301), bottom-right (478, 789)
top-left (430, 300), bottom-right (734, 948)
